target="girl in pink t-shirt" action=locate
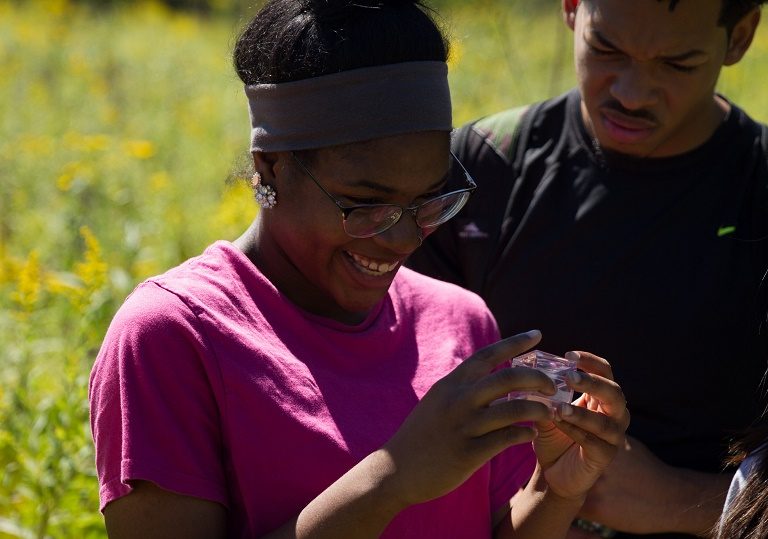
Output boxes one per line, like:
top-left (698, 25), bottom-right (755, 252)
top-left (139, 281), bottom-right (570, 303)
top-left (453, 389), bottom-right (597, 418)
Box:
top-left (89, 1), bottom-right (629, 537)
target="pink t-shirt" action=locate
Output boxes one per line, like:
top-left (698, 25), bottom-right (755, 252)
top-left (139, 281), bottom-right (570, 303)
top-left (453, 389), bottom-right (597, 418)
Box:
top-left (89, 241), bottom-right (535, 537)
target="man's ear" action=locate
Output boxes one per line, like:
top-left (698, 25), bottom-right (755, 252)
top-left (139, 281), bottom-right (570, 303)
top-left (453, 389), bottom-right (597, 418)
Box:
top-left (724, 8), bottom-right (761, 66)
top-left (563, 0), bottom-right (579, 30)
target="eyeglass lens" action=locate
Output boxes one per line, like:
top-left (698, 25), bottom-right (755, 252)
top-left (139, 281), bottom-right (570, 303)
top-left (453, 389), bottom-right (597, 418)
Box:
top-left (343, 189), bottom-right (472, 238)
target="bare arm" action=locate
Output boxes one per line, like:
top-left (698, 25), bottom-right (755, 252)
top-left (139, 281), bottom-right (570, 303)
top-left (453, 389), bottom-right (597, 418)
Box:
top-left (102, 457), bottom-right (406, 539)
top-left (577, 436), bottom-right (733, 536)
top-left (103, 481), bottom-right (227, 539)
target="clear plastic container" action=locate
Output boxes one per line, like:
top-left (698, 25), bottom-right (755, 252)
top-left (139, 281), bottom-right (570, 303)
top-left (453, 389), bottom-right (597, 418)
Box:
top-left (508, 350), bottom-right (577, 407)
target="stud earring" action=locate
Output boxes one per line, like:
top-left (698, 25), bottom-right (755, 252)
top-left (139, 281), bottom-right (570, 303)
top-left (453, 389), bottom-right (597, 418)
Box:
top-left (251, 172), bottom-right (277, 209)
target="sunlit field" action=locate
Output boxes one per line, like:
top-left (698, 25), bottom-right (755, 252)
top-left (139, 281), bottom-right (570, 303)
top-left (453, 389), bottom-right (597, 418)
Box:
top-left (1, 0), bottom-right (767, 536)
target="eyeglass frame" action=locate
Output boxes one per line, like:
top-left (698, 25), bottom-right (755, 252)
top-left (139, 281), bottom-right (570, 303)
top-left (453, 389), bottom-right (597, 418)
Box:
top-left (290, 150), bottom-right (477, 239)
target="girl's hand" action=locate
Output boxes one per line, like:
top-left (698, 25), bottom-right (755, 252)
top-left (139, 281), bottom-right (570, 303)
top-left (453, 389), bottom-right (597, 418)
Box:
top-left (533, 351), bottom-right (630, 501)
top-left (381, 330), bottom-right (555, 507)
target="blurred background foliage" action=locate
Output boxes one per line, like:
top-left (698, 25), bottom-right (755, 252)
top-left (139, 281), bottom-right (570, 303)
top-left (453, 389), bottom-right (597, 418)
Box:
top-left (1, 0), bottom-right (767, 537)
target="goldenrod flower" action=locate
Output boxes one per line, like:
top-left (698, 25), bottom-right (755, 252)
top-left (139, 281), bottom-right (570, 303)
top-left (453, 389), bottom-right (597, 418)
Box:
top-left (12, 250), bottom-right (43, 311)
top-left (123, 139), bottom-right (156, 160)
top-left (36, 0), bottom-right (72, 16)
top-left (150, 171), bottom-right (171, 192)
top-left (75, 226), bottom-right (108, 293)
top-left (212, 181), bottom-right (256, 237)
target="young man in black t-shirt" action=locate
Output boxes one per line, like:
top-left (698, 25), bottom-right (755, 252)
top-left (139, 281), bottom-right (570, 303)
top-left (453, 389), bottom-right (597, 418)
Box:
top-left (410, 1), bottom-right (768, 537)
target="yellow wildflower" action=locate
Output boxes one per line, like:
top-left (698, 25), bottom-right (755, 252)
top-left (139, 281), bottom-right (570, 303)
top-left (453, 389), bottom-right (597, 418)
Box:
top-left (170, 13), bottom-right (198, 37)
top-left (75, 226), bottom-right (108, 293)
top-left (132, 258), bottom-right (161, 280)
top-left (123, 139), bottom-right (156, 160)
top-left (46, 272), bottom-right (80, 293)
top-left (150, 171), bottom-right (171, 192)
top-left (212, 181), bottom-right (256, 237)
top-left (45, 271), bottom-right (83, 305)
top-left (56, 161), bottom-right (92, 191)
top-left (12, 250), bottom-right (43, 311)
top-left (17, 134), bottom-right (54, 156)
top-left (36, 0), bottom-right (71, 16)
top-left (82, 134), bottom-right (110, 152)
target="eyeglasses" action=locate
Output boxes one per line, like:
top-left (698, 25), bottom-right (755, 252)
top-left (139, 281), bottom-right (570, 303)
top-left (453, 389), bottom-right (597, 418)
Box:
top-left (291, 151), bottom-right (476, 239)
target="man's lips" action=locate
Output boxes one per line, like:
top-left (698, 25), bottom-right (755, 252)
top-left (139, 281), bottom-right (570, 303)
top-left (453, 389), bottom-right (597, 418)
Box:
top-left (600, 108), bottom-right (657, 144)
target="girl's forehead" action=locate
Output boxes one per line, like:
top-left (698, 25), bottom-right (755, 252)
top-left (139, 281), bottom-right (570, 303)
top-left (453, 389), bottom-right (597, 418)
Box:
top-left (308, 132), bottom-right (451, 191)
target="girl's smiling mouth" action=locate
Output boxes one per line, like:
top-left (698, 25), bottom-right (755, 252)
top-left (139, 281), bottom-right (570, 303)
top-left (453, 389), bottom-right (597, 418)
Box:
top-left (346, 251), bottom-right (400, 276)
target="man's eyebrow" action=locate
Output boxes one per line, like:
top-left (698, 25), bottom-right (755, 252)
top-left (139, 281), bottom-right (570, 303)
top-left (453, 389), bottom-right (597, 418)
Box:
top-left (658, 49), bottom-right (708, 62)
top-left (592, 29), bottom-right (707, 62)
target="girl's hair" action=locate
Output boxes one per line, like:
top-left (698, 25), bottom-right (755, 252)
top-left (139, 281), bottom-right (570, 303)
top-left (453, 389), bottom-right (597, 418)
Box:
top-left (716, 420), bottom-right (768, 539)
top-left (233, 0), bottom-right (450, 86)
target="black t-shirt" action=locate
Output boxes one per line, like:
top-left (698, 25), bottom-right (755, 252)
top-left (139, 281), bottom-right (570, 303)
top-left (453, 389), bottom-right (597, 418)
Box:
top-left (409, 90), bottom-right (768, 538)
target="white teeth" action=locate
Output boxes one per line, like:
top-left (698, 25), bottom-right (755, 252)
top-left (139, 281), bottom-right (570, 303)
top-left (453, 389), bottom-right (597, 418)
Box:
top-left (348, 252), bottom-right (398, 275)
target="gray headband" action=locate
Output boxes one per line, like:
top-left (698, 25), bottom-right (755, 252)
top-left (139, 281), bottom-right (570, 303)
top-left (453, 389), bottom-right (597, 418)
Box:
top-left (245, 61), bottom-right (452, 152)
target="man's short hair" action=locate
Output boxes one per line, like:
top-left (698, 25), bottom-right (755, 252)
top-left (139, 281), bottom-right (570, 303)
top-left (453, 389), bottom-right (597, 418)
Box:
top-left (658, 0), bottom-right (766, 32)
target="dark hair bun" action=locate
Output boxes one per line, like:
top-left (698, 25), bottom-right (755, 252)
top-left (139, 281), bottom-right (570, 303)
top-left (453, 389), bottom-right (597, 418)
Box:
top-left (234, 0), bottom-right (448, 85)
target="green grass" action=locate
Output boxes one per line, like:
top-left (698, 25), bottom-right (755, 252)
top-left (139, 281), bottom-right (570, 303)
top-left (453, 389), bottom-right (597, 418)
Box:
top-left (1, 0), bottom-right (767, 536)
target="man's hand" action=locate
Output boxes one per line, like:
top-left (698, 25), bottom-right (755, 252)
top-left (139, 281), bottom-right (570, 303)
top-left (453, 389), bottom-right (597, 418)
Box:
top-left (576, 435), bottom-right (732, 535)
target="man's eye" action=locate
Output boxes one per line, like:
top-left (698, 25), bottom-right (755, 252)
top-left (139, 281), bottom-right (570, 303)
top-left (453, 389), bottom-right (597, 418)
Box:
top-left (588, 44), bottom-right (616, 56)
top-left (666, 62), bottom-right (697, 73)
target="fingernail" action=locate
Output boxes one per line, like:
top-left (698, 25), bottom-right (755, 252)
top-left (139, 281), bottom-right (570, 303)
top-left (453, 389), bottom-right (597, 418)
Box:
top-left (525, 329), bottom-right (541, 339)
top-left (566, 371), bottom-right (582, 384)
top-left (559, 403), bottom-right (574, 417)
top-left (565, 351), bottom-right (580, 361)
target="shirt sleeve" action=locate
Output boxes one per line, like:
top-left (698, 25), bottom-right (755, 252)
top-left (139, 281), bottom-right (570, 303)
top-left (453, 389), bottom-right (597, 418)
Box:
top-left (89, 281), bottom-right (228, 511)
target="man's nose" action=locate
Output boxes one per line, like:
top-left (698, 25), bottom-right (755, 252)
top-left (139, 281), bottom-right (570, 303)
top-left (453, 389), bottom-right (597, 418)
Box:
top-left (609, 63), bottom-right (659, 111)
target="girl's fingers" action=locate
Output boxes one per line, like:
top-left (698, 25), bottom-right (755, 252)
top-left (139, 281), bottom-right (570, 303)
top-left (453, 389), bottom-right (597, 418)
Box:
top-left (469, 423), bottom-right (540, 460)
top-left (565, 370), bottom-right (628, 423)
top-left (464, 398), bottom-right (553, 437)
top-left (460, 330), bottom-right (542, 380)
top-left (567, 351), bottom-right (615, 380)
top-left (471, 365), bottom-right (556, 407)
top-left (551, 415), bottom-right (618, 466)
